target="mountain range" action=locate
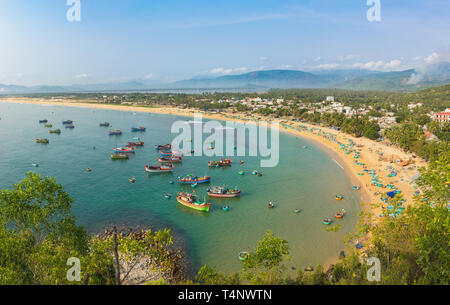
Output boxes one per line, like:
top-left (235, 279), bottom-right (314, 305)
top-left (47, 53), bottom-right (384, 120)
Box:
top-left (1, 62), bottom-right (449, 94)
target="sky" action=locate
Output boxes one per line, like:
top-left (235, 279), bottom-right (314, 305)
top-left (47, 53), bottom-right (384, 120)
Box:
top-left (0, 0), bottom-right (449, 86)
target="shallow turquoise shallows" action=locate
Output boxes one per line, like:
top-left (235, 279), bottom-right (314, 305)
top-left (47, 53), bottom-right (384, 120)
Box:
top-left (0, 103), bottom-right (361, 275)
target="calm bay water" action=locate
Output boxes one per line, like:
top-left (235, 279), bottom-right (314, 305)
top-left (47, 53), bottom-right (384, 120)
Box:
top-left (0, 102), bottom-right (361, 274)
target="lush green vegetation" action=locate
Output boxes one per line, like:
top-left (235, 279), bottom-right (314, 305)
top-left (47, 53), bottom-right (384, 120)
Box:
top-left (0, 172), bottom-right (182, 285)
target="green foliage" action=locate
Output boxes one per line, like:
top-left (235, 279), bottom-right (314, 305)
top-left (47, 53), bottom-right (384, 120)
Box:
top-left (0, 172), bottom-right (89, 284)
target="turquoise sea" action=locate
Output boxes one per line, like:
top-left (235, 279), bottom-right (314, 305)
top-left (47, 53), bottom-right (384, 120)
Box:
top-left (0, 102), bottom-right (361, 275)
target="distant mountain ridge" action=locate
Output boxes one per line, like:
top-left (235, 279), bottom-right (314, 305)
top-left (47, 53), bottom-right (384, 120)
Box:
top-left (1, 62), bottom-right (449, 94)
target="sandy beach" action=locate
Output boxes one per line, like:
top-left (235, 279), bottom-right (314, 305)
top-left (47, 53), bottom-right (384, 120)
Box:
top-left (0, 97), bottom-right (426, 219)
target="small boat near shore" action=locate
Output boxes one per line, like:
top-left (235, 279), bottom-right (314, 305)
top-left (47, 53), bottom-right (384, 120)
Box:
top-left (178, 175), bottom-right (211, 184)
top-left (36, 138), bottom-right (49, 144)
top-left (39, 120), bottom-right (48, 123)
top-left (176, 192), bottom-right (211, 212)
top-left (65, 124), bottom-right (74, 129)
top-left (99, 122), bottom-right (110, 127)
top-left (145, 164), bottom-right (174, 173)
top-left (44, 124), bottom-right (52, 128)
top-left (113, 146), bottom-right (135, 153)
top-left (335, 195), bottom-right (344, 201)
top-left (207, 186), bottom-right (241, 198)
top-left (62, 120), bottom-right (73, 125)
top-left (110, 153), bottom-right (129, 160)
top-left (238, 252), bottom-right (249, 261)
top-left (323, 218), bottom-right (333, 225)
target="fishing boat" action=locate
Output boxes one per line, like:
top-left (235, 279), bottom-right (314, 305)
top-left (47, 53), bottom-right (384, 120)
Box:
top-left (113, 146), bottom-right (135, 153)
top-left (49, 129), bottom-right (61, 134)
top-left (36, 138), bottom-right (49, 144)
top-left (127, 141), bottom-right (144, 147)
top-left (294, 208), bottom-right (302, 214)
top-left (129, 177), bottom-right (136, 183)
top-left (99, 122), bottom-right (110, 127)
top-left (176, 192), bottom-right (211, 212)
top-left (335, 195), bottom-right (344, 201)
top-left (238, 252), bottom-right (249, 261)
top-left (131, 127), bottom-right (146, 132)
top-left (207, 159), bottom-right (232, 168)
top-left (154, 144), bottom-right (171, 150)
top-left (39, 120), bottom-right (48, 123)
top-left (158, 155), bottom-right (182, 163)
top-left (62, 120), bottom-right (73, 125)
top-left (109, 130), bottom-right (122, 136)
top-left (222, 205), bottom-right (230, 211)
top-left (335, 212), bottom-right (344, 219)
top-left (44, 124), bottom-right (52, 128)
top-left (238, 171), bottom-right (245, 175)
top-left (159, 149), bottom-right (181, 157)
top-left (178, 175), bottom-right (211, 184)
top-left (268, 201), bottom-right (275, 208)
top-left (65, 124), bottom-right (74, 129)
top-left (353, 186), bottom-right (361, 190)
top-left (145, 164), bottom-right (174, 173)
top-left (110, 153), bottom-right (129, 160)
top-left (32, 162), bottom-right (39, 167)
top-left (323, 218), bottom-right (333, 225)
top-left (163, 193), bottom-right (172, 199)
top-left (207, 186), bottom-right (241, 198)
top-left (169, 180), bottom-right (174, 184)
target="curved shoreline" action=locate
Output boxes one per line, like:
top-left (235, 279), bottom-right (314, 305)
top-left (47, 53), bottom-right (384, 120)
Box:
top-left (0, 98), bottom-right (424, 209)
top-left (0, 98), bottom-right (426, 270)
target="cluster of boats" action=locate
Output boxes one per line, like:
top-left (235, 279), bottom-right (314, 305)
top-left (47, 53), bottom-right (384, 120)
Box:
top-left (208, 159), bottom-right (232, 168)
top-left (111, 139), bottom-right (144, 160)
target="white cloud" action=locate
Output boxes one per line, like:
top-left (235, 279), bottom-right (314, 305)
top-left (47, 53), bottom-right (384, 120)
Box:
top-left (352, 59), bottom-right (402, 71)
top-left (144, 73), bottom-right (153, 79)
top-left (278, 64), bottom-right (293, 69)
top-left (259, 56), bottom-right (268, 61)
top-left (315, 63), bottom-right (340, 70)
top-left (424, 52), bottom-right (440, 64)
top-left (314, 56), bottom-right (321, 62)
top-left (384, 59), bottom-right (402, 69)
top-left (209, 67), bottom-right (249, 75)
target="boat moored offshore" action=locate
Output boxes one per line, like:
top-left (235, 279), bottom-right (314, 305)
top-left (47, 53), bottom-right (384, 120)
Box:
top-left (178, 174), bottom-right (211, 184)
top-left (131, 127), bottom-right (146, 132)
top-left (145, 164), bottom-right (174, 173)
top-left (113, 146), bottom-right (135, 153)
top-left (127, 141), bottom-right (144, 147)
top-left (207, 186), bottom-right (241, 198)
top-left (109, 130), bottom-right (122, 136)
top-left (176, 192), bottom-right (211, 212)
